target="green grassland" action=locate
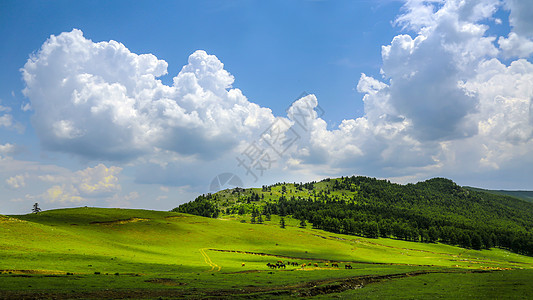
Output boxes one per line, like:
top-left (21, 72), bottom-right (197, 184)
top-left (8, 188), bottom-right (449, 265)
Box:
top-left (1, 207), bottom-right (533, 299)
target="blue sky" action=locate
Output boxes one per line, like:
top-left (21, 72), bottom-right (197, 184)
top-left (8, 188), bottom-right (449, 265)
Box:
top-left (1, 1), bottom-right (400, 121)
top-left (1, 0), bottom-right (532, 214)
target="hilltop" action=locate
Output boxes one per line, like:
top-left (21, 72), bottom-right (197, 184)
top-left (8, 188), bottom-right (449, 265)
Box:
top-left (175, 176), bottom-right (533, 256)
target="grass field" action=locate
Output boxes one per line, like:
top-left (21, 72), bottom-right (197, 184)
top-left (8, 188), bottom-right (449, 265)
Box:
top-left (1, 207), bottom-right (533, 299)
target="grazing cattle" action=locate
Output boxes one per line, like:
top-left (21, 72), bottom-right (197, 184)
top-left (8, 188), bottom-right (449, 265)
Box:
top-left (241, 263), bottom-right (245, 267)
top-left (277, 260), bottom-right (283, 264)
top-left (267, 263), bottom-right (276, 269)
top-left (292, 262), bottom-right (299, 266)
top-left (314, 263), bottom-right (319, 267)
top-left (324, 263), bottom-right (329, 266)
top-left (301, 263), bottom-right (306, 268)
top-left (332, 263), bottom-right (339, 268)
top-left (345, 264), bottom-right (352, 269)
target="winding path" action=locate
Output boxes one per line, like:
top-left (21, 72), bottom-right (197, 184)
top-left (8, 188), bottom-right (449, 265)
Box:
top-left (199, 248), bottom-right (221, 272)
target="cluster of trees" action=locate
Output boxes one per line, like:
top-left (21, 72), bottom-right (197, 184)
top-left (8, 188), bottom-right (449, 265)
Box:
top-left (245, 193), bottom-right (262, 203)
top-left (250, 207), bottom-right (265, 224)
top-left (171, 194), bottom-right (220, 218)
top-left (294, 181), bottom-right (316, 191)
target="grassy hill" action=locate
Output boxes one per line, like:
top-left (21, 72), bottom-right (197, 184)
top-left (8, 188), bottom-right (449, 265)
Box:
top-left (1, 207), bottom-right (533, 298)
top-left (177, 177), bottom-right (533, 256)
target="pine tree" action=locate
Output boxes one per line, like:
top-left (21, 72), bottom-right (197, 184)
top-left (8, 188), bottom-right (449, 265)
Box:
top-left (32, 203), bottom-right (41, 214)
top-left (280, 217), bottom-right (286, 229)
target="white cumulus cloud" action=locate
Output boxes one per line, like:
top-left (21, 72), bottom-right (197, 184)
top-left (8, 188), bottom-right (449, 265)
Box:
top-left (5, 174), bottom-right (26, 190)
top-left (40, 163), bottom-right (122, 203)
top-left (498, 32), bottom-right (533, 58)
top-left (0, 143), bottom-right (17, 157)
top-left (22, 29), bottom-right (275, 162)
top-left (498, 0), bottom-right (533, 58)
top-left (278, 0), bottom-right (533, 184)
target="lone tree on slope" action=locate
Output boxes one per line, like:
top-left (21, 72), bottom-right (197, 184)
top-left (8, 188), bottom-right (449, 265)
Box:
top-left (32, 203), bottom-right (41, 214)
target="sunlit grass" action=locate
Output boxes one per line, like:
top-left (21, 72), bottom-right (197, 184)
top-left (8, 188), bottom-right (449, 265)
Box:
top-left (1, 207), bottom-right (532, 298)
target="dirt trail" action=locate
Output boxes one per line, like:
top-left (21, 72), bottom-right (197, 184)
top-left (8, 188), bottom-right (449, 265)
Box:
top-left (200, 248), bottom-right (221, 272)
top-left (89, 218), bottom-right (150, 225)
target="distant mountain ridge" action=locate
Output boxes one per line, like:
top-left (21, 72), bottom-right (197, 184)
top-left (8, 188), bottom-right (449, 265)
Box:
top-left (464, 187), bottom-right (533, 203)
top-left (175, 176), bottom-right (533, 257)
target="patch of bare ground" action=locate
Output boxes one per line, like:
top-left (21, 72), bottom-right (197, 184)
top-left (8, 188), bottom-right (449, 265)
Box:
top-left (89, 218), bottom-right (149, 225)
top-left (0, 270), bottom-right (63, 275)
top-left (164, 215), bottom-right (190, 220)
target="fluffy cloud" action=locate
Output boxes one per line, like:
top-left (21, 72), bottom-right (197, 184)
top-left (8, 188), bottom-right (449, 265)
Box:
top-left (40, 164), bottom-right (122, 203)
top-left (498, 32), bottom-right (533, 58)
top-left (43, 185), bottom-right (83, 204)
top-left (281, 0), bottom-right (533, 183)
top-left (461, 59), bottom-right (533, 166)
top-left (5, 174), bottom-right (26, 190)
top-left (386, 0), bottom-right (501, 141)
top-left (498, 0), bottom-right (533, 58)
top-left (74, 164), bottom-right (122, 195)
top-left (0, 103), bottom-right (14, 128)
top-left (22, 29), bottom-right (274, 161)
top-left (0, 101), bottom-right (25, 133)
top-left (0, 143), bottom-right (17, 157)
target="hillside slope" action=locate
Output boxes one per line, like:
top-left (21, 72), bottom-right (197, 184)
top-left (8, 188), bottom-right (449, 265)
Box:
top-left (2, 207), bottom-right (533, 298)
top-left (176, 177), bottom-right (533, 256)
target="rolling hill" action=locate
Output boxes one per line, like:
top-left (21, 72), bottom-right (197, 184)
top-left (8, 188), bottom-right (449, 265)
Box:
top-left (176, 177), bottom-right (533, 256)
top-left (1, 206), bottom-right (533, 298)
top-left (2, 176), bottom-right (533, 298)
